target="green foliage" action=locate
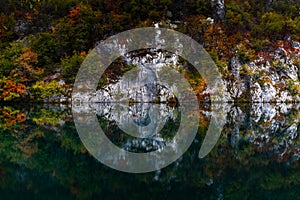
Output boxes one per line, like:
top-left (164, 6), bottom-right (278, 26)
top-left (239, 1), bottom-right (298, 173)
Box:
top-left (270, 0), bottom-right (299, 18)
top-left (54, 4), bottom-right (103, 54)
top-left (39, 0), bottom-right (79, 17)
top-left (240, 64), bottom-right (254, 76)
top-left (0, 104), bottom-right (300, 198)
top-left (261, 12), bottom-right (286, 39)
top-left (287, 79), bottom-right (300, 96)
top-left (0, 0), bottom-right (299, 102)
top-left (60, 52), bottom-right (85, 84)
top-left (0, 13), bottom-right (16, 49)
top-left (30, 80), bottom-right (63, 101)
top-left (0, 41), bottom-right (25, 77)
top-left (128, 0), bottom-right (171, 21)
top-left (225, 0), bottom-right (253, 33)
top-left (32, 108), bottom-right (62, 126)
top-left (28, 33), bottom-right (61, 74)
top-left (208, 50), bottom-right (227, 73)
top-left (236, 43), bottom-right (255, 63)
top-left (60, 121), bottom-right (85, 154)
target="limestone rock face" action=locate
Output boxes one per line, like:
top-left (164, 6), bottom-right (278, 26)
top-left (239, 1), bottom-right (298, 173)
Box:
top-left (199, 42), bottom-right (300, 102)
top-left (70, 33), bottom-right (299, 104)
top-left (211, 0), bottom-right (225, 22)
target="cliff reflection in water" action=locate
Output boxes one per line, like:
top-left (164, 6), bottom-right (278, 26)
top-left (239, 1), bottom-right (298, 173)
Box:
top-left (71, 102), bottom-right (300, 162)
top-left (73, 103), bottom-right (180, 153)
top-left (0, 103), bottom-right (300, 198)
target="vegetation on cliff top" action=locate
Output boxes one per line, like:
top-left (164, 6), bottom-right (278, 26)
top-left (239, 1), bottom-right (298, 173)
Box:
top-left (0, 0), bottom-right (299, 102)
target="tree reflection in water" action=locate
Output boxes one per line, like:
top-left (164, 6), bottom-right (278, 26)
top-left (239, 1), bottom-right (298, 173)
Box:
top-left (0, 103), bottom-right (299, 199)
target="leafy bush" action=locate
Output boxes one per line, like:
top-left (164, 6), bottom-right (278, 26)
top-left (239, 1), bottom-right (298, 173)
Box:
top-left (54, 4), bottom-right (103, 54)
top-left (287, 79), bottom-right (300, 96)
top-left (30, 80), bottom-right (63, 101)
top-left (236, 43), bottom-right (255, 63)
top-left (28, 33), bottom-right (61, 74)
top-left (0, 41), bottom-right (25, 77)
top-left (0, 13), bottom-right (16, 48)
top-left (0, 77), bottom-right (27, 101)
top-left (60, 52), bottom-right (85, 84)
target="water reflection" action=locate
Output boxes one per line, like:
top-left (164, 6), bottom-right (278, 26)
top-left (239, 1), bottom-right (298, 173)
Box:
top-left (72, 102), bottom-right (199, 173)
top-left (72, 102), bottom-right (300, 163)
top-left (72, 103), bottom-right (180, 154)
top-left (0, 103), bottom-right (299, 198)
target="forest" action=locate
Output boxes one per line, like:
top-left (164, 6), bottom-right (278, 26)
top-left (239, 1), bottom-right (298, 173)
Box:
top-left (0, 0), bottom-right (299, 102)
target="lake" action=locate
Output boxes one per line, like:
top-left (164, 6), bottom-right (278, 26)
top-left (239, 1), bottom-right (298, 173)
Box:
top-left (0, 103), bottom-right (299, 199)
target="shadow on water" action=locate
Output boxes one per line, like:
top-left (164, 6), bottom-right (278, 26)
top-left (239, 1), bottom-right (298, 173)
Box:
top-left (0, 102), bottom-right (300, 199)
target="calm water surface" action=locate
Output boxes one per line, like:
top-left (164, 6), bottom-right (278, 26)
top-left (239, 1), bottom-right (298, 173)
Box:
top-left (0, 103), bottom-right (300, 199)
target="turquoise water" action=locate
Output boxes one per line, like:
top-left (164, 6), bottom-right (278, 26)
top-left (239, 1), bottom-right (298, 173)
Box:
top-left (0, 103), bottom-right (299, 199)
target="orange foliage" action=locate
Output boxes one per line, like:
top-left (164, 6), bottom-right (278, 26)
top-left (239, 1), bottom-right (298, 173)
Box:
top-left (203, 23), bottom-right (253, 61)
top-left (80, 51), bottom-right (87, 58)
top-left (0, 106), bottom-right (43, 157)
top-left (17, 141), bottom-right (38, 157)
top-left (7, 47), bottom-right (42, 88)
top-left (0, 107), bottom-right (27, 128)
top-left (205, 25), bottom-right (228, 57)
top-left (0, 79), bottom-right (26, 100)
top-left (18, 47), bottom-right (38, 64)
top-left (199, 113), bottom-right (210, 130)
top-left (24, 12), bottom-right (33, 22)
top-left (184, 71), bottom-right (207, 101)
top-left (17, 131), bottom-right (43, 157)
top-left (69, 5), bottom-right (81, 25)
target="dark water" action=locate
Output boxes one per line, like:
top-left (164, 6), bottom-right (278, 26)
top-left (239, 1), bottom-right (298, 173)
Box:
top-left (0, 103), bottom-right (300, 199)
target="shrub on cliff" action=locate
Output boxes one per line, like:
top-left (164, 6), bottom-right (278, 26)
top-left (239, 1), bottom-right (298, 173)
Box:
top-left (30, 80), bottom-right (64, 101)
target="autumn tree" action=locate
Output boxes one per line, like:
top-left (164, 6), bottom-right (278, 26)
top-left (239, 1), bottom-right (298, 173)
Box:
top-left (0, 42), bottom-right (43, 101)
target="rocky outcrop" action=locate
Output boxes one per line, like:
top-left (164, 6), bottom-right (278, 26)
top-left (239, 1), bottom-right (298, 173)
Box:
top-left (211, 0), bottom-right (225, 22)
top-left (200, 41), bottom-right (300, 102)
top-left (56, 20), bottom-right (299, 104)
top-left (72, 49), bottom-right (191, 104)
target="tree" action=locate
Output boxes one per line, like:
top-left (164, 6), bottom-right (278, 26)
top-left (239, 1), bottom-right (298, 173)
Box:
top-left (0, 42), bottom-right (43, 101)
top-left (0, 77), bottom-right (26, 101)
top-left (60, 52), bottom-right (85, 84)
top-left (54, 4), bottom-right (103, 55)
